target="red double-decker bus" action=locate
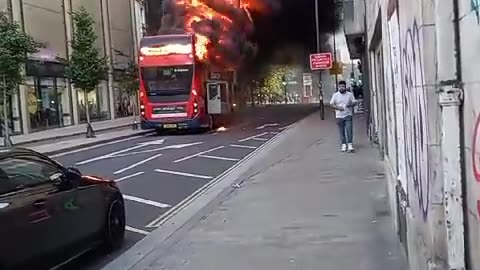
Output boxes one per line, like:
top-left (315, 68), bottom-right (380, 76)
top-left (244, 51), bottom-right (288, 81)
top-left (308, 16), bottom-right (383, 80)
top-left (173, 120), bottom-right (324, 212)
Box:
top-left (138, 34), bottom-right (235, 132)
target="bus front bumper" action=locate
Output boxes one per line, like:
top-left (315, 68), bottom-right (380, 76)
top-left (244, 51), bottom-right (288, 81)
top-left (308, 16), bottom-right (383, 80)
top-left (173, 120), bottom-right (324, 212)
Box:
top-left (141, 116), bottom-right (208, 130)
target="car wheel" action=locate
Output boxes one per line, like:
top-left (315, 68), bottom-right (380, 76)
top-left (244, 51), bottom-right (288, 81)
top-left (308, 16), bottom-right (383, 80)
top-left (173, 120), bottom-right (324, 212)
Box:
top-left (104, 198), bottom-right (125, 250)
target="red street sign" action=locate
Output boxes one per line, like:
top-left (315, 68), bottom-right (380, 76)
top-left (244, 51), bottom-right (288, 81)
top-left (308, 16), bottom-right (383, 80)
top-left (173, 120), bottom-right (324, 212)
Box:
top-left (310, 53), bottom-right (333, 70)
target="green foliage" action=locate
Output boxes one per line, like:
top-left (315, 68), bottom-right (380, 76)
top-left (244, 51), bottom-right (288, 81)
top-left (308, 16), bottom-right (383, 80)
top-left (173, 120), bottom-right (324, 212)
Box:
top-left (253, 65), bottom-right (293, 103)
top-left (0, 12), bottom-right (41, 92)
top-left (117, 61), bottom-right (139, 95)
top-left (66, 7), bottom-right (107, 92)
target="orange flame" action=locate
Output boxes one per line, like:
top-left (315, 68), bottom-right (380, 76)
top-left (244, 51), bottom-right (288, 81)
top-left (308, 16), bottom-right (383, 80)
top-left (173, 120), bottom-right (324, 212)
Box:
top-left (177, 0), bottom-right (263, 61)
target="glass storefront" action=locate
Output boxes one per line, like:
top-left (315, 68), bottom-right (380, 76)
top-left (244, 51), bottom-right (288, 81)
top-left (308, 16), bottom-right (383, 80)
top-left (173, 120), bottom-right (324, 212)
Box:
top-left (113, 82), bottom-right (136, 118)
top-left (26, 77), bottom-right (71, 131)
top-left (25, 61), bottom-right (73, 132)
top-left (0, 91), bottom-right (21, 136)
top-left (77, 82), bottom-right (110, 123)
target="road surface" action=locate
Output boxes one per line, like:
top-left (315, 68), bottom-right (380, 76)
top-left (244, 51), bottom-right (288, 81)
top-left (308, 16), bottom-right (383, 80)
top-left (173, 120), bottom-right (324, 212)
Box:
top-left (54, 104), bottom-right (318, 270)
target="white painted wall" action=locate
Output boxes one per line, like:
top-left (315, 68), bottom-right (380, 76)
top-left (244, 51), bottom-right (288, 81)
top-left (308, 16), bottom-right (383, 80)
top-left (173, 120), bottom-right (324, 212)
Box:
top-left (364, 0), bottom-right (480, 266)
top-left (365, 0), bottom-right (448, 268)
top-left (457, 0), bottom-right (480, 268)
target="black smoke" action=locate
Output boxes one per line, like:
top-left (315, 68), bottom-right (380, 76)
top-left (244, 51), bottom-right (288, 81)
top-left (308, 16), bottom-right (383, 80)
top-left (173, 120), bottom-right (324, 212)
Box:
top-left (147, 0), bottom-right (339, 70)
top-left (249, 0), bottom-right (338, 69)
top-left (159, 0), bottom-right (258, 68)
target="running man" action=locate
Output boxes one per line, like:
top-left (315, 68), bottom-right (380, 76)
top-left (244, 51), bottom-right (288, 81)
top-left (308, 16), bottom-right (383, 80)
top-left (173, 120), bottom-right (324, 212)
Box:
top-left (329, 81), bottom-right (357, 152)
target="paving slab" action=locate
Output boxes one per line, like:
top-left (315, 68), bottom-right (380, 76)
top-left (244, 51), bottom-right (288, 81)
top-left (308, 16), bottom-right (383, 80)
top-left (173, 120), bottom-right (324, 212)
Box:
top-left (103, 110), bottom-right (408, 270)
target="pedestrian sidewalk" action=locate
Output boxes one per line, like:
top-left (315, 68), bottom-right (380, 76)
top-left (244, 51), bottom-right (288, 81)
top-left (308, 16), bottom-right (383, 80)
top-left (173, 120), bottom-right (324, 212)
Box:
top-left (3, 116), bottom-right (137, 146)
top-left (110, 111), bottom-right (408, 270)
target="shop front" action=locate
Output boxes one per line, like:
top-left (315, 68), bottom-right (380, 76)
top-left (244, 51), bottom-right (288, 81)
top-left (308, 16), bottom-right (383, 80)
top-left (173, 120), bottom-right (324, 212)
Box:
top-left (76, 82), bottom-right (111, 123)
top-left (113, 69), bottom-right (136, 119)
top-left (0, 87), bottom-right (22, 136)
top-left (25, 60), bottom-right (73, 132)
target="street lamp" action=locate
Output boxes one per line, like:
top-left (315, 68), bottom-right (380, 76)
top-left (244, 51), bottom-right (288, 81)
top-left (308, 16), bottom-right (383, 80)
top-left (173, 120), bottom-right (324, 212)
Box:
top-left (282, 76), bottom-right (287, 104)
top-left (315, 0), bottom-right (326, 120)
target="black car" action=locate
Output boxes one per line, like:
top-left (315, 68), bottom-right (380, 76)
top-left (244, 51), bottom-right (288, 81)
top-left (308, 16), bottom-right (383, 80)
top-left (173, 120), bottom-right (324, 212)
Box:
top-left (0, 148), bottom-right (126, 270)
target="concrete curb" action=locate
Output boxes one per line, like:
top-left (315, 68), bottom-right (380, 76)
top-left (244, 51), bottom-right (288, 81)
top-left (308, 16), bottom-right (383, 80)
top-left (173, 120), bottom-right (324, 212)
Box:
top-left (42, 130), bottom-right (154, 156)
top-left (11, 123), bottom-right (137, 147)
top-left (101, 112), bottom-right (314, 270)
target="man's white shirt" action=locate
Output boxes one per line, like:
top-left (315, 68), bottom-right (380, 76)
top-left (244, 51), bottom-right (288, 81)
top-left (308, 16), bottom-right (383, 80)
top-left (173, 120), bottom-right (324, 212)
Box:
top-left (330, 91), bottom-right (356, 119)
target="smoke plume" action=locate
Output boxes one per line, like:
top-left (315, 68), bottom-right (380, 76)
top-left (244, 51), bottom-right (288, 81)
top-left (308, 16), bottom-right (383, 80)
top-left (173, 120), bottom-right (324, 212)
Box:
top-left (157, 0), bottom-right (339, 70)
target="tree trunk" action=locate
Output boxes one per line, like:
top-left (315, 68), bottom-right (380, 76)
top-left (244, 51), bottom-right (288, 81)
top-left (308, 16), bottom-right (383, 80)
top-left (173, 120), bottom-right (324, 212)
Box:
top-left (84, 89), bottom-right (95, 138)
top-left (2, 76), bottom-right (12, 147)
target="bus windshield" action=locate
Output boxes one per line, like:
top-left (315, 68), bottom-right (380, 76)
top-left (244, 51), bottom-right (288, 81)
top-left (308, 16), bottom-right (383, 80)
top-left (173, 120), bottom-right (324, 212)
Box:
top-left (141, 65), bottom-right (193, 95)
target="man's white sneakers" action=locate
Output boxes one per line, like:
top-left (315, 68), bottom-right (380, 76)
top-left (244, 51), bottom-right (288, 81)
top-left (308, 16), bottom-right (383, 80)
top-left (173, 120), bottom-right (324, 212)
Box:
top-left (341, 144), bottom-right (347, 152)
top-left (347, 143), bottom-right (355, 152)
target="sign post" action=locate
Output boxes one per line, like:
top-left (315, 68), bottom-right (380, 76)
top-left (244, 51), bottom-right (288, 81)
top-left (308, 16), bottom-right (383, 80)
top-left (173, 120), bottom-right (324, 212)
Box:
top-left (309, 53), bottom-right (332, 120)
top-left (309, 53), bottom-right (333, 70)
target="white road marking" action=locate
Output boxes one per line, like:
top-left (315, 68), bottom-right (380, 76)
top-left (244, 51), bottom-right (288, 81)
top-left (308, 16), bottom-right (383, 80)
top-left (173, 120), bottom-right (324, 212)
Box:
top-left (173, 146), bottom-right (225, 163)
top-left (238, 132), bottom-right (269, 142)
top-left (230, 144), bottom-right (257, 149)
top-left (256, 123), bottom-right (280, 130)
top-left (114, 172), bottom-right (144, 183)
top-left (123, 194), bottom-right (171, 208)
top-left (155, 169), bottom-right (214, 180)
top-left (126, 226), bottom-right (150, 236)
top-left (114, 153), bottom-right (163, 175)
top-left (76, 139), bottom-right (165, 165)
top-left (252, 137), bottom-right (269, 141)
top-left (145, 127), bottom-right (287, 229)
top-left (51, 135), bottom-right (148, 158)
top-left (199, 155), bottom-right (240, 161)
top-left (269, 131), bottom-right (280, 135)
top-left (112, 142), bottom-right (204, 158)
top-left (278, 124), bottom-right (294, 130)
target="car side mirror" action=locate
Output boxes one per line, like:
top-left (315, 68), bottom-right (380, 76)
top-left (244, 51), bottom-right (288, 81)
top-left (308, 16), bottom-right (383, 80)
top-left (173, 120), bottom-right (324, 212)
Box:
top-left (64, 167), bottom-right (82, 189)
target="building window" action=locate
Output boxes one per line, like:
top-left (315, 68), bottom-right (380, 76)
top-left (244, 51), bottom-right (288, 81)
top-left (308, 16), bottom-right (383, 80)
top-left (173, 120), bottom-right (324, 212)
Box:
top-left (113, 83), bottom-right (135, 118)
top-left (27, 77), bottom-right (71, 132)
top-left (77, 82), bottom-right (110, 123)
top-left (0, 88), bottom-right (21, 136)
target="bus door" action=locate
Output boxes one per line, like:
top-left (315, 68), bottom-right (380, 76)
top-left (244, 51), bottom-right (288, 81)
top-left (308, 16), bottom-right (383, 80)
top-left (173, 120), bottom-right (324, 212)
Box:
top-left (207, 81), bottom-right (229, 114)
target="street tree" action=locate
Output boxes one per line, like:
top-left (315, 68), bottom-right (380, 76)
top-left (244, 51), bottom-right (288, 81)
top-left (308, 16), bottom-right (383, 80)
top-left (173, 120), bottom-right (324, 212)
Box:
top-left (0, 12), bottom-right (41, 146)
top-left (259, 65), bottom-right (293, 104)
top-left (66, 7), bottom-right (107, 138)
top-left (116, 61), bottom-right (139, 129)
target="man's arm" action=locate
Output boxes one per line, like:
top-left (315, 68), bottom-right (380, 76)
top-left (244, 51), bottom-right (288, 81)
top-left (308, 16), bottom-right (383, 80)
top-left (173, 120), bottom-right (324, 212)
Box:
top-left (347, 92), bottom-right (358, 108)
top-left (329, 94), bottom-right (344, 111)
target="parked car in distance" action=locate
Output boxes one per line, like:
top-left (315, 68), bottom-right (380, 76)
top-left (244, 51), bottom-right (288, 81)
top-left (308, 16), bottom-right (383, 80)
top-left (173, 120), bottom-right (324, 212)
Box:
top-left (0, 148), bottom-right (125, 270)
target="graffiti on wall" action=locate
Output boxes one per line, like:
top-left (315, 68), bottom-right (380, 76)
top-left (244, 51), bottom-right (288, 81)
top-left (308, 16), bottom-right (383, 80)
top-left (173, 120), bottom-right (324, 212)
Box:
top-left (472, 0), bottom-right (480, 24)
top-left (401, 20), bottom-right (430, 220)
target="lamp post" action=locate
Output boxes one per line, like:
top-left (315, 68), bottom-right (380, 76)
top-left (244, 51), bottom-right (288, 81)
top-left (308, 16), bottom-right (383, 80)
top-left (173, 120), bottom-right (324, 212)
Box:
top-left (282, 76), bottom-right (287, 104)
top-left (315, 0), bottom-right (326, 120)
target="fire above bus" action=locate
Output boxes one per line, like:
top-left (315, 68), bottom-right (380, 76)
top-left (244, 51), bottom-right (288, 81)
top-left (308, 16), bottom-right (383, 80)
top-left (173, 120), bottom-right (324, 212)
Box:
top-left (138, 34), bottom-right (235, 132)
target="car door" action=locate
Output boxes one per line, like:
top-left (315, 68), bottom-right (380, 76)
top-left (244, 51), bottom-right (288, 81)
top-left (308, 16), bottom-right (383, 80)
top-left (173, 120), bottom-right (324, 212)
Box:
top-left (15, 155), bottom-right (104, 252)
top-left (0, 156), bottom-right (60, 267)
top-left (48, 178), bottom-right (105, 249)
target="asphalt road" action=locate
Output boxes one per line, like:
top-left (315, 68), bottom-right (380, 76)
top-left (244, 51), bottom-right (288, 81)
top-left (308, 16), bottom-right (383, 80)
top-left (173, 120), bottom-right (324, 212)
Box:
top-left (53, 104), bottom-right (318, 270)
